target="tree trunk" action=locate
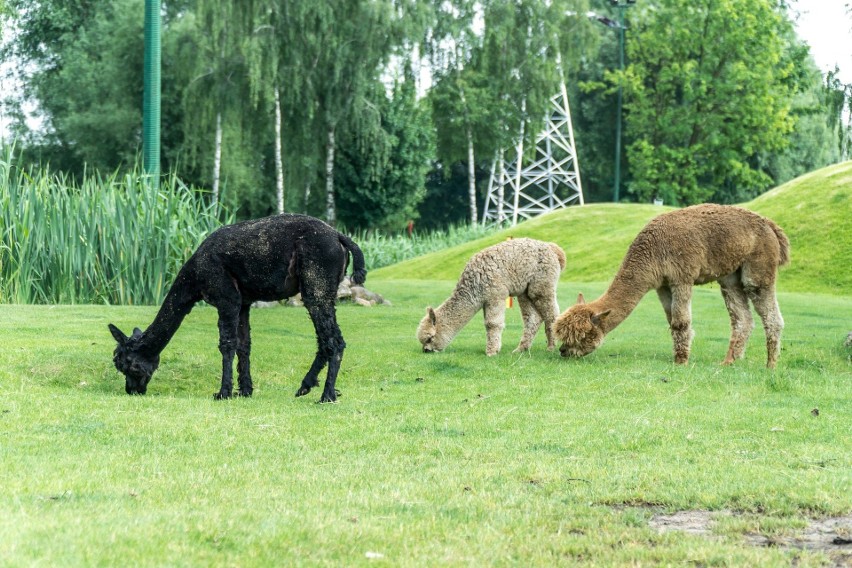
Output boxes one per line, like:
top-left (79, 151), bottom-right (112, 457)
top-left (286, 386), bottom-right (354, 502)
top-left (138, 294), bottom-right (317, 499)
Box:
top-left (212, 111), bottom-right (223, 204)
top-left (512, 105), bottom-right (526, 226)
top-left (325, 126), bottom-right (336, 225)
top-left (466, 126), bottom-right (477, 225)
top-left (304, 181), bottom-right (312, 214)
top-left (274, 87), bottom-right (285, 214)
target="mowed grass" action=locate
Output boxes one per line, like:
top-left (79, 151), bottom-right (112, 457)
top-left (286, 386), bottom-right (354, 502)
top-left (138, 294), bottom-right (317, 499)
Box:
top-left (1, 280), bottom-right (850, 566)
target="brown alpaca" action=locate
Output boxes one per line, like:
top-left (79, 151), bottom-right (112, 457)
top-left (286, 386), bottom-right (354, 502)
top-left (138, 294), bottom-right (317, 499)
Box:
top-left (417, 238), bottom-right (566, 355)
top-left (554, 204), bottom-right (790, 368)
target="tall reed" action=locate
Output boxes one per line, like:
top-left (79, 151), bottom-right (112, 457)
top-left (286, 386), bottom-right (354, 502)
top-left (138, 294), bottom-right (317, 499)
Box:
top-left (0, 145), bottom-right (496, 304)
top-left (0, 146), bottom-right (230, 305)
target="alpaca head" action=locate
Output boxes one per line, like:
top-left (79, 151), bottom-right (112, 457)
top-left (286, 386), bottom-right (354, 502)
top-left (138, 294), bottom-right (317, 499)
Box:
top-left (417, 307), bottom-right (450, 353)
top-left (554, 293), bottom-right (611, 358)
top-left (108, 324), bottom-right (160, 394)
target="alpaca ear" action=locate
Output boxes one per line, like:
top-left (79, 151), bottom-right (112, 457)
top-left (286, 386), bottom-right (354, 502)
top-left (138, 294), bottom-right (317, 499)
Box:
top-left (591, 309), bottom-right (611, 327)
top-left (132, 327), bottom-right (143, 339)
top-left (427, 307), bottom-right (437, 326)
top-left (576, 293), bottom-right (586, 305)
top-left (108, 323), bottom-right (128, 344)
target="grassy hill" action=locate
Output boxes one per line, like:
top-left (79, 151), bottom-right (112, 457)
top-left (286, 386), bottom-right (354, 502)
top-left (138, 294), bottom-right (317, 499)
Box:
top-left (747, 161), bottom-right (852, 294)
top-left (373, 161), bottom-right (852, 295)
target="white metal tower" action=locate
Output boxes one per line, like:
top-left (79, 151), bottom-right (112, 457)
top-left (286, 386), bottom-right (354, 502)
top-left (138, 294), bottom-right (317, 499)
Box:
top-left (482, 82), bottom-right (584, 225)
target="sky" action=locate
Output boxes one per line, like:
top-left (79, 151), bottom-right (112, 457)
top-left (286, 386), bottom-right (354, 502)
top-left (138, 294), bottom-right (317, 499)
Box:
top-left (793, 1), bottom-right (852, 83)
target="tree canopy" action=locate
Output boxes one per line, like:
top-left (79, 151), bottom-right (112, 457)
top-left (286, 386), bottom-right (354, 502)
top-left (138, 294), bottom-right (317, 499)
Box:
top-left (1, 0), bottom-right (848, 226)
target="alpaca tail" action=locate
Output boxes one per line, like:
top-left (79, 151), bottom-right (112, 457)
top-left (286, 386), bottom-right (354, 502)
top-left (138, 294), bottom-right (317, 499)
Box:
top-left (767, 220), bottom-right (790, 266)
top-left (548, 242), bottom-right (567, 271)
top-left (339, 234), bottom-right (367, 285)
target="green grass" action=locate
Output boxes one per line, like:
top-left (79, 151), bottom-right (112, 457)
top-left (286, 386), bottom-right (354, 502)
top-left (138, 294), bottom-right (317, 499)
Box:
top-left (747, 161), bottom-right (852, 293)
top-left (373, 161), bottom-right (852, 295)
top-left (1, 281), bottom-right (850, 566)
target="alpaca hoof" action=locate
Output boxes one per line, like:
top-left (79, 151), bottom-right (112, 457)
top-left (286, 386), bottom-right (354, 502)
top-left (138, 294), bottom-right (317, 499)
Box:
top-left (318, 388), bottom-right (341, 403)
top-left (295, 386), bottom-right (311, 397)
top-left (238, 389), bottom-right (253, 397)
top-left (213, 391), bottom-right (232, 400)
top-left (512, 346), bottom-right (530, 354)
top-left (721, 358), bottom-right (735, 366)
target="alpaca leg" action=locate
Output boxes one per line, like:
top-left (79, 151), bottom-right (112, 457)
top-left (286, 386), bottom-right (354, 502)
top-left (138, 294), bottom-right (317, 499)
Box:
top-left (719, 273), bottom-right (754, 365)
top-left (669, 285), bottom-right (694, 364)
top-left (748, 285), bottom-right (784, 369)
top-left (299, 302), bottom-right (345, 403)
top-left (295, 248), bottom-right (347, 401)
top-left (318, 307), bottom-right (346, 403)
top-left (531, 291), bottom-right (560, 351)
top-left (295, 352), bottom-right (326, 398)
top-left (513, 294), bottom-right (542, 353)
top-left (294, 304), bottom-right (329, 398)
top-left (236, 304), bottom-right (253, 397)
top-left (656, 286), bottom-right (673, 326)
top-left (483, 300), bottom-right (506, 356)
top-left (215, 304), bottom-right (240, 399)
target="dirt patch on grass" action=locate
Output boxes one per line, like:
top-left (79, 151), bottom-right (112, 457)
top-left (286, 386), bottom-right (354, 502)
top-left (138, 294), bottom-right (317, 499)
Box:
top-left (649, 510), bottom-right (852, 565)
top-left (648, 510), bottom-right (719, 538)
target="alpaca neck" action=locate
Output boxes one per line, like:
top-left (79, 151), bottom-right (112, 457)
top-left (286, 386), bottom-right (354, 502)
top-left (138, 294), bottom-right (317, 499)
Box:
top-left (593, 271), bottom-right (653, 334)
top-left (436, 291), bottom-right (481, 344)
top-left (138, 270), bottom-right (199, 356)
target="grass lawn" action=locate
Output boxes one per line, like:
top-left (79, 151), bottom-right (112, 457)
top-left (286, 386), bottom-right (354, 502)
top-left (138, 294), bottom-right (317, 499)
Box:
top-left (1, 279), bottom-right (850, 566)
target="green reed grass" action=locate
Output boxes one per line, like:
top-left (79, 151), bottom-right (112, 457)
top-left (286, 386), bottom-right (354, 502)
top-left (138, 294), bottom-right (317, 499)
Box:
top-left (0, 146), bottom-right (231, 305)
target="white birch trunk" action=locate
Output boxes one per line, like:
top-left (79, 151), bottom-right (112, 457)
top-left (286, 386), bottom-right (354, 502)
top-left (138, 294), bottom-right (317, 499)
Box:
top-left (466, 127), bottom-right (477, 225)
top-left (325, 126), bottom-right (336, 225)
top-left (304, 181), bottom-right (312, 214)
top-left (512, 103), bottom-right (526, 227)
top-left (274, 87), bottom-right (285, 214)
top-left (212, 111), bottom-right (223, 204)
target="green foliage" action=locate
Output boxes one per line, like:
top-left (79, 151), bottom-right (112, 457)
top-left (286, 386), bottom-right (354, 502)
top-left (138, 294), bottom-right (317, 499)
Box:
top-left (375, 161), bottom-right (852, 295)
top-left (0, 146), bottom-right (231, 304)
top-left (336, 72), bottom-right (437, 232)
top-left (2, 0), bottom-right (850, 221)
top-left (0, 282), bottom-right (849, 564)
top-left (762, 67), bottom-right (844, 190)
top-left (621, 0), bottom-right (796, 205)
top-left (417, 161), bottom-right (488, 230)
top-left (4, 0), bottom-right (144, 172)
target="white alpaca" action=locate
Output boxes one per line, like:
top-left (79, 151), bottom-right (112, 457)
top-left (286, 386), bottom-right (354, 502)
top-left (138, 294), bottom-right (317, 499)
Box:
top-left (417, 238), bottom-right (566, 355)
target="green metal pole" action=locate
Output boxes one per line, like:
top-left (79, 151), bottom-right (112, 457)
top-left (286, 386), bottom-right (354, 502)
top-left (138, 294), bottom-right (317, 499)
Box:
top-left (143, 0), bottom-right (161, 189)
top-left (613, 5), bottom-right (625, 203)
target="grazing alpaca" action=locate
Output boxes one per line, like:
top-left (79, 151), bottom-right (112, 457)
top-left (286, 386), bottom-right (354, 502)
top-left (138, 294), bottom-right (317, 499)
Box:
top-left (108, 214), bottom-right (366, 402)
top-left (554, 204), bottom-right (789, 368)
top-left (417, 238), bottom-right (565, 355)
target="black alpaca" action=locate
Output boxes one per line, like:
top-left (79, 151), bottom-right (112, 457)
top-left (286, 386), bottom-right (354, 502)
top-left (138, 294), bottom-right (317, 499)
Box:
top-left (108, 214), bottom-right (366, 402)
